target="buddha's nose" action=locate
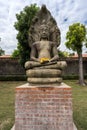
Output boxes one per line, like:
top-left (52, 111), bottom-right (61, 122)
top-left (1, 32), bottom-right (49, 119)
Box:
top-left (43, 31), bottom-right (46, 34)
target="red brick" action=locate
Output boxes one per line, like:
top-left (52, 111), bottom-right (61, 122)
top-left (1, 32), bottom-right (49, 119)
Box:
top-left (15, 83), bottom-right (74, 130)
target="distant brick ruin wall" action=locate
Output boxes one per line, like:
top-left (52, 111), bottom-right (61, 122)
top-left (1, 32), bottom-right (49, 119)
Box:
top-left (0, 58), bottom-right (87, 78)
top-left (0, 58), bottom-right (25, 76)
top-left (63, 58), bottom-right (87, 77)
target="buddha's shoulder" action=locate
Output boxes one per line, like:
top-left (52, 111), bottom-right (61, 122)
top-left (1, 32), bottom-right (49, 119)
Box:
top-left (32, 42), bottom-right (40, 46)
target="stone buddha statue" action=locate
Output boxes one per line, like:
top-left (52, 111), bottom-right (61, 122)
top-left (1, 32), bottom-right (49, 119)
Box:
top-left (25, 5), bottom-right (67, 85)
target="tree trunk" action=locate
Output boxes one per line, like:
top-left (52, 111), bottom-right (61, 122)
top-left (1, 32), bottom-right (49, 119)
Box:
top-left (78, 53), bottom-right (85, 86)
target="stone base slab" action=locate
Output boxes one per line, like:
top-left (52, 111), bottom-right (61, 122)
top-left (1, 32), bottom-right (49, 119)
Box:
top-left (15, 83), bottom-right (76, 130)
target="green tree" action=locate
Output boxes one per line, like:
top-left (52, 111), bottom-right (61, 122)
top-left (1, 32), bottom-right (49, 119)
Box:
top-left (65, 23), bottom-right (87, 85)
top-left (0, 38), bottom-right (5, 56)
top-left (0, 47), bottom-right (5, 56)
top-left (58, 49), bottom-right (69, 58)
top-left (14, 4), bottom-right (39, 66)
top-left (12, 49), bottom-right (20, 58)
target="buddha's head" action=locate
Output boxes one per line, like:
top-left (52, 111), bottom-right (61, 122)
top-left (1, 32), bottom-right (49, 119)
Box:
top-left (39, 20), bottom-right (49, 40)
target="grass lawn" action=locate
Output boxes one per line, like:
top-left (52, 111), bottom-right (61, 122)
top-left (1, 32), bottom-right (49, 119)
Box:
top-left (64, 80), bottom-right (87, 130)
top-left (0, 80), bottom-right (87, 130)
top-left (0, 81), bottom-right (26, 130)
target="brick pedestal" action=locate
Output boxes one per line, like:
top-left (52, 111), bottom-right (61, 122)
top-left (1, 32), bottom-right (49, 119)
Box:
top-left (15, 83), bottom-right (74, 130)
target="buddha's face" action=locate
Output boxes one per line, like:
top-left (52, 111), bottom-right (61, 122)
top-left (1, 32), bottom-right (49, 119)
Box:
top-left (40, 25), bottom-right (49, 40)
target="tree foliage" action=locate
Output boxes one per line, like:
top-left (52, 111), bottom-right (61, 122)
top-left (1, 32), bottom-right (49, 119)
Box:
top-left (58, 50), bottom-right (70, 58)
top-left (0, 38), bottom-right (5, 56)
top-left (12, 49), bottom-right (20, 58)
top-left (14, 4), bottom-right (39, 66)
top-left (65, 23), bottom-right (87, 85)
top-left (65, 23), bottom-right (87, 54)
top-left (0, 47), bottom-right (5, 56)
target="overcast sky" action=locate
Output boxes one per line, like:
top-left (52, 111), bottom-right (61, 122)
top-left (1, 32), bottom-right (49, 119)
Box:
top-left (0, 0), bottom-right (87, 54)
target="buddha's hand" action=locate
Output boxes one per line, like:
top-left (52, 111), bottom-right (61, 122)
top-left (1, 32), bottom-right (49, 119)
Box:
top-left (49, 58), bottom-right (54, 62)
top-left (49, 55), bottom-right (59, 62)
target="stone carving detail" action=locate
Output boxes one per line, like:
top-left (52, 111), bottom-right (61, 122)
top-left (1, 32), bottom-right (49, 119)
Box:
top-left (28, 5), bottom-right (61, 47)
top-left (25, 5), bottom-right (67, 85)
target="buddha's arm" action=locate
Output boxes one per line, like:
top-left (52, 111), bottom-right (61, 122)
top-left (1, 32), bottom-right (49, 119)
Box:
top-left (49, 44), bottom-right (59, 62)
top-left (30, 44), bottom-right (39, 62)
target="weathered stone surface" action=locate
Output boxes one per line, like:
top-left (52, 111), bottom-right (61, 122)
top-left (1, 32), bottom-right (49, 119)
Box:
top-left (39, 61), bottom-right (67, 69)
top-left (26, 69), bottom-right (61, 77)
top-left (15, 83), bottom-right (74, 130)
top-left (24, 5), bottom-right (67, 84)
top-left (27, 77), bottom-right (62, 84)
top-left (25, 61), bottom-right (67, 69)
top-left (29, 5), bottom-right (61, 47)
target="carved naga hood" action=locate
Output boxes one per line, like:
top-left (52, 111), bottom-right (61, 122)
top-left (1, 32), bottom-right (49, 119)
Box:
top-left (28, 5), bottom-right (61, 48)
